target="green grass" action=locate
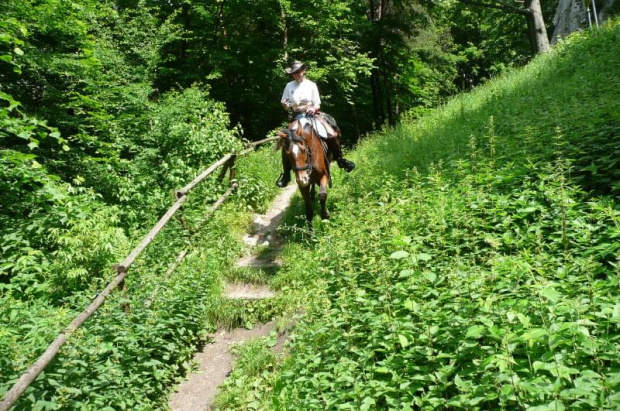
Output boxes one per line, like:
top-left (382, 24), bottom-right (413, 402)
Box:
top-left (213, 335), bottom-right (280, 411)
top-left (214, 21), bottom-right (620, 410)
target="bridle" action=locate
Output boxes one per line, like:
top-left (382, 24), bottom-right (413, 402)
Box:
top-left (293, 141), bottom-right (312, 173)
top-left (289, 130), bottom-right (313, 173)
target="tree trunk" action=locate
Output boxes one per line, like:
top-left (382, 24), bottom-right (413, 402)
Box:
top-left (384, 75), bottom-right (395, 126)
top-left (351, 102), bottom-right (361, 140)
top-left (281, 2), bottom-right (288, 61)
top-left (368, 0), bottom-right (385, 124)
top-left (369, 0), bottom-right (383, 20)
top-left (370, 70), bottom-right (385, 125)
top-left (524, 0), bottom-right (550, 53)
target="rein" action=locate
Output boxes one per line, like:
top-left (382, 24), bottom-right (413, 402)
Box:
top-left (289, 124), bottom-right (313, 173)
top-left (293, 140), bottom-right (312, 172)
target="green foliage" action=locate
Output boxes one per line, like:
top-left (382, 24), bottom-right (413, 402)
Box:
top-left (1, 1), bottom-right (282, 408)
top-left (0, 18), bottom-right (26, 76)
top-left (148, 87), bottom-right (243, 189)
top-left (0, 185), bottom-right (284, 409)
top-left (272, 161), bottom-right (620, 409)
top-left (214, 336), bottom-right (280, 411)
top-left (1, 185), bottom-right (130, 300)
top-left (217, 21), bottom-right (620, 410)
top-left (434, 0), bottom-right (534, 89)
top-left (2, 0), bottom-right (613, 408)
top-left (152, 0), bottom-right (376, 139)
top-left (0, 92), bottom-right (66, 222)
top-left (0, 89), bottom-right (130, 300)
top-left (47, 204), bottom-right (129, 291)
top-left (233, 140), bottom-right (281, 213)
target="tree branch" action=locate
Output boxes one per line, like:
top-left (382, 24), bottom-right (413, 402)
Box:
top-left (458, 0), bottom-right (533, 16)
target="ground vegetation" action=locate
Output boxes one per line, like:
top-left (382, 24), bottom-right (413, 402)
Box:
top-left (214, 20), bottom-right (620, 410)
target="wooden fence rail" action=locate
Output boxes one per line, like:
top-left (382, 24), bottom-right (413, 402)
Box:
top-left (0, 136), bottom-right (278, 411)
top-left (144, 181), bottom-right (238, 309)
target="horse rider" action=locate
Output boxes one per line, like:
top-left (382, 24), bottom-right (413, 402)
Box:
top-left (276, 61), bottom-right (356, 188)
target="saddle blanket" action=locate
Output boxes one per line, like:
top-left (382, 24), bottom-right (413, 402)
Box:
top-left (289, 117), bottom-right (327, 139)
top-left (290, 113), bottom-right (335, 139)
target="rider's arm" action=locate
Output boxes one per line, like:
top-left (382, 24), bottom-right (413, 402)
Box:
top-left (281, 84), bottom-right (293, 110)
top-left (311, 82), bottom-right (321, 108)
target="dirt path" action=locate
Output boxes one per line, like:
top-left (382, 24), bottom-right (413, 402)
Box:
top-left (169, 185), bottom-right (297, 411)
top-left (168, 323), bottom-right (277, 411)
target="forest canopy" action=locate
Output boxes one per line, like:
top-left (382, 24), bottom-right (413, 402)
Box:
top-left (1, 0), bottom-right (553, 287)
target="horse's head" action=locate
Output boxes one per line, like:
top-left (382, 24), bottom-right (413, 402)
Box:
top-left (278, 129), bottom-right (311, 187)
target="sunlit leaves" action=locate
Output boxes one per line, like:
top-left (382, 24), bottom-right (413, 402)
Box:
top-left (267, 22), bottom-right (620, 410)
top-left (389, 250), bottom-right (409, 259)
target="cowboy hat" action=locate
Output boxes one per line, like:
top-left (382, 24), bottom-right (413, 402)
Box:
top-left (285, 61), bottom-right (309, 75)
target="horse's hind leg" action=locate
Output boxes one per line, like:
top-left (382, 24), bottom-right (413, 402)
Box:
top-left (319, 176), bottom-right (330, 220)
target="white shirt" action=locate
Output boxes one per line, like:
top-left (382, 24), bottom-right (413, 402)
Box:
top-left (281, 79), bottom-right (321, 107)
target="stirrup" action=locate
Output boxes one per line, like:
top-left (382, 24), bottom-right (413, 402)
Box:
top-left (337, 158), bottom-right (355, 173)
top-left (276, 172), bottom-right (291, 188)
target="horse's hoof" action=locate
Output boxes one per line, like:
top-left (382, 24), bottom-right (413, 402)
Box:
top-left (321, 211), bottom-right (330, 220)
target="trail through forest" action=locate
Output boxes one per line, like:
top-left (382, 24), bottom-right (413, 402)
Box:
top-left (169, 185), bottom-right (297, 410)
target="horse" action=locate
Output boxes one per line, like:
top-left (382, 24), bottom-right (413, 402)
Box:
top-left (278, 121), bottom-right (333, 225)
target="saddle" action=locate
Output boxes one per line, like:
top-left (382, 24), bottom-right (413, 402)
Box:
top-left (292, 112), bottom-right (339, 140)
top-left (319, 112), bottom-right (338, 129)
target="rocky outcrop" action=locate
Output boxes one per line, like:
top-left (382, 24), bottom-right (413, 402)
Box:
top-left (552, 0), bottom-right (617, 43)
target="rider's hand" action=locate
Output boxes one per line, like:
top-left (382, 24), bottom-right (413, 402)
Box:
top-left (306, 107), bottom-right (317, 115)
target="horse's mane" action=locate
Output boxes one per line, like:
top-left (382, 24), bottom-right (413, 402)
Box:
top-left (277, 128), bottom-right (305, 151)
top-left (288, 128), bottom-right (305, 143)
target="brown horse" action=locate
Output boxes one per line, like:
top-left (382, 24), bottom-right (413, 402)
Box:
top-left (278, 123), bottom-right (332, 225)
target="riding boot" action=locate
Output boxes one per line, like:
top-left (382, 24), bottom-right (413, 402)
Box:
top-left (276, 153), bottom-right (292, 187)
top-left (337, 157), bottom-right (356, 172)
top-left (326, 137), bottom-right (356, 173)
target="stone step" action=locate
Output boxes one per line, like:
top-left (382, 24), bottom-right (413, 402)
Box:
top-left (222, 282), bottom-right (276, 300)
top-left (242, 234), bottom-right (273, 248)
top-left (235, 255), bottom-right (282, 269)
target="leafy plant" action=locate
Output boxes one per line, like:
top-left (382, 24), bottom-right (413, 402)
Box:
top-left (219, 20), bottom-right (620, 410)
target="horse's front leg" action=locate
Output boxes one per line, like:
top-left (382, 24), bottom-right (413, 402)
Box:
top-left (299, 184), bottom-right (314, 226)
top-left (319, 175), bottom-right (330, 220)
